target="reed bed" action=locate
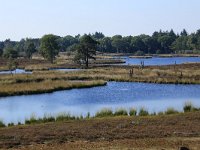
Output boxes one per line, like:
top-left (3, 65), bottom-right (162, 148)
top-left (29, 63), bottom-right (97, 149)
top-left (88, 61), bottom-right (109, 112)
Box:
top-left (0, 80), bottom-right (107, 97)
top-left (0, 63), bottom-right (200, 97)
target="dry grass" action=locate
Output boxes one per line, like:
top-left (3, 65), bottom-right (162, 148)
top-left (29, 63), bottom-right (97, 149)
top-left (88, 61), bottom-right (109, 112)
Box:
top-left (0, 80), bottom-right (107, 96)
top-left (0, 63), bottom-right (200, 96)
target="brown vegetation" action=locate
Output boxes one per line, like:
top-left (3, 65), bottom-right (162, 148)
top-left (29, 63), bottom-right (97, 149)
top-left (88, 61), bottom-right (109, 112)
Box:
top-left (0, 112), bottom-right (200, 149)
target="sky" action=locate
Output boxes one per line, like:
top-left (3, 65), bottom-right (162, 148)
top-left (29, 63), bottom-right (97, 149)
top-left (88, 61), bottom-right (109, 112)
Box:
top-left (0, 0), bottom-right (200, 41)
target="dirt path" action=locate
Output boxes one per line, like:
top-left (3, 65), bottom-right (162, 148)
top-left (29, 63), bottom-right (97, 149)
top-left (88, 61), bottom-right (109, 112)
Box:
top-left (0, 112), bottom-right (200, 149)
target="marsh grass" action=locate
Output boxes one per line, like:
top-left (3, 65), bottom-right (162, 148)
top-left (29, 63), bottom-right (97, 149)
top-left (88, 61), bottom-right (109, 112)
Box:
top-left (56, 112), bottom-right (76, 122)
top-left (1, 103), bottom-right (200, 128)
top-left (0, 120), bottom-right (6, 128)
top-left (138, 108), bottom-right (149, 116)
top-left (129, 108), bottom-right (137, 116)
top-left (165, 108), bottom-right (179, 115)
top-left (0, 80), bottom-right (107, 97)
top-left (1, 64), bottom-right (200, 97)
top-left (114, 108), bottom-right (128, 116)
top-left (183, 101), bottom-right (200, 112)
top-left (95, 108), bottom-right (113, 118)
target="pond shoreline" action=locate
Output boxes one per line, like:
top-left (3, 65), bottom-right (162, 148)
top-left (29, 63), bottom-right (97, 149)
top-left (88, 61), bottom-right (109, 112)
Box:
top-left (0, 111), bottom-right (200, 149)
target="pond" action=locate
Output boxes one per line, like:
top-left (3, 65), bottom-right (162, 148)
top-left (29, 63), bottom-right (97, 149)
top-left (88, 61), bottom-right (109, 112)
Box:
top-left (0, 82), bottom-right (200, 124)
top-left (0, 69), bottom-right (32, 75)
top-left (116, 56), bottom-right (200, 66)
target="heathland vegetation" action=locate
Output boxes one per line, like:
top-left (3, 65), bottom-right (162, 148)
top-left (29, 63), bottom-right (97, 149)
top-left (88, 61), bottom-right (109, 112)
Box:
top-left (0, 31), bottom-right (200, 150)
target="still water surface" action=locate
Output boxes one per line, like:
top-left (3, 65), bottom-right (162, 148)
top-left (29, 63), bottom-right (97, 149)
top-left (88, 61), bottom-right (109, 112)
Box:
top-left (0, 82), bottom-right (200, 124)
top-left (118, 56), bottom-right (200, 65)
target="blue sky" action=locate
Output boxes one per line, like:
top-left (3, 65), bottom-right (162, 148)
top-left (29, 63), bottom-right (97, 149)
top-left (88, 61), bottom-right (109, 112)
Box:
top-left (0, 0), bottom-right (200, 41)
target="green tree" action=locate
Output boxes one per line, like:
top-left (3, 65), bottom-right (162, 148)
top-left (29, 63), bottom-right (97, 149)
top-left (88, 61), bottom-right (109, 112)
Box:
top-left (57, 35), bottom-right (78, 52)
top-left (92, 32), bottom-right (105, 40)
top-left (111, 35), bottom-right (125, 53)
top-left (25, 42), bottom-right (36, 59)
top-left (171, 36), bottom-right (190, 53)
top-left (180, 29), bottom-right (188, 36)
top-left (98, 37), bottom-right (113, 52)
top-left (39, 34), bottom-right (60, 63)
top-left (0, 48), bottom-right (3, 57)
top-left (74, 35), bottom-right (98, 68)
top-left (3, 47), bottom-right (18, 59)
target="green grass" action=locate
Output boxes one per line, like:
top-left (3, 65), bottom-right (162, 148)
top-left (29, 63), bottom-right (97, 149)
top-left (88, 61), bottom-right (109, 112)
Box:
top-left (129, 108), bottom-right (137, 116)
top-left (56, 112), bottom-right (76, 122)
top-left (138, 108), bottom-right (149, 116)
top-left (95, 108), bottom-right (113, 118)
top-left (183, 101), bottom-right (200, 112)
top-left (165, 108), bottom-right (179, 115)
top-left (0, 120), bottom-right (6, 128)
top-left (0, 103), bottom-right (200, 128)
top-left (184, 102), bottom-right (194, 112)
top-left (114, 108), bottom-right (128, 116)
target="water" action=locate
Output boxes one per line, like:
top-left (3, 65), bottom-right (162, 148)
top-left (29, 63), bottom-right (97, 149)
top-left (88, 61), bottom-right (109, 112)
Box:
top-left (0, 68), bottom-right (81, 75)
top-left (0, 82), bottom-right (200, 124)
top-left (0, 69), bottom-right (32, 75)
top-left (116, 56), bottom-right (200, 66)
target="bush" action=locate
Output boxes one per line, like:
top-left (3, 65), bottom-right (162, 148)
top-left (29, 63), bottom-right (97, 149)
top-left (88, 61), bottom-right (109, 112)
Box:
top-left (165, 108), bottom-right (179, 115)
top-left (95, 108), bottom-right (113, 118)
top-left (129, 108), bottom-right (137, 116)
top-left (114, 108), bottom-right (128, 116)
top-left (138, 108), bottom-right (149, 116)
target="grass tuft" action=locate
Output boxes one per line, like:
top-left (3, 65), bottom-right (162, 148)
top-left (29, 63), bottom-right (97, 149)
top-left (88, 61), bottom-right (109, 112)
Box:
top-left (129, 108), bottom-right (137, 116)
top-left (165, 108), bottom-right (179, 115)
top-left (0, 120), bottom-right (6, 128)
top-left (138, 108), bottom-right (149, 116)
top-left (95, 108), bottom-right (113, 118)
top-left (114, 108), bottom-right (128, 116)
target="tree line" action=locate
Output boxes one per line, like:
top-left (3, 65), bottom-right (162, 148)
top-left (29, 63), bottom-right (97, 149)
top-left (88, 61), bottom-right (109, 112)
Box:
top-left (0, 29), bottom-right (200, 61)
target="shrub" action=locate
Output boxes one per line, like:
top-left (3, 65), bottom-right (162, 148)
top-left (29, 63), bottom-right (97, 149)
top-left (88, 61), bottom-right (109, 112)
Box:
top-left (138, 108), bottom-right (149, 116)
top-left (95, 108), bottom-right (113, 118)
top-left (129, 108), bottom-right (137, 116)
top-left (165, 108), bottom-right (179, 115)
top-left (114, 108), bottom-right (128, 116)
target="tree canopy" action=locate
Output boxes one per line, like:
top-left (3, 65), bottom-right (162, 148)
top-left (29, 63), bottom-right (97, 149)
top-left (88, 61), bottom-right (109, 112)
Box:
top-left (74, 35), bottom-right (98, 68)
top-left (1, 29), bottom-right (200, 59)
top-left (39, 34), bottom-right (60, 63)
